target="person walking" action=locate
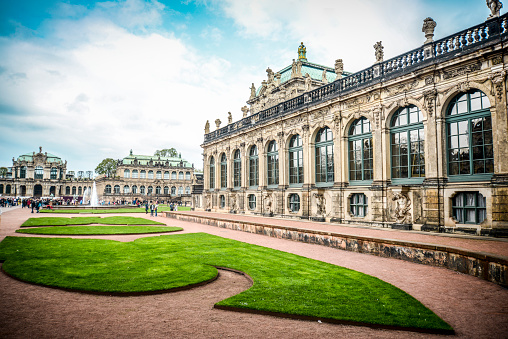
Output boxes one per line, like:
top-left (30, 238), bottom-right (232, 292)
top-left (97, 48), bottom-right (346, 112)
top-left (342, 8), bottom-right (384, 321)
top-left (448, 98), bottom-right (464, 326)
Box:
top-left (154, 201), bottom-right (158, 217)
top-left (145, 201), bottom-right (149, 214)
top-left (150, 201), bottom-right (154, 217)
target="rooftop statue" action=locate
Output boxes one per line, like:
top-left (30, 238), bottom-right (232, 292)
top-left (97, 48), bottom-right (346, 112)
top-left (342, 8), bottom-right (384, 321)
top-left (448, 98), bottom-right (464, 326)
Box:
top-left (335, 59), bottom-right (344, 79)
top-left (205, 120), bottom-right (210, 134)
top-left (374, 41), bottom-right (384, 63)
top-left (422, 17), bottom-right (437, 43)
top-left (487, 0), bottom-right (503, 19)
top-left (298, 42), bottom-right (307, 61)
top-left (250, 83), bottom-right (256, 99)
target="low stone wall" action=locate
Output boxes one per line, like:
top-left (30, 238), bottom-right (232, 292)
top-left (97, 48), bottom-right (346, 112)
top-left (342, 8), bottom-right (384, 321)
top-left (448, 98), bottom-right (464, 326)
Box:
top-left (164, 211), bottom-right (508, 288)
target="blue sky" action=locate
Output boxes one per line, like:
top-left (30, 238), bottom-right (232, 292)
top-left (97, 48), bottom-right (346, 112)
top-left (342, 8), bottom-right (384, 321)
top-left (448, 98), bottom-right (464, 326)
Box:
top-left (0, 0), bottom-right (498, 173)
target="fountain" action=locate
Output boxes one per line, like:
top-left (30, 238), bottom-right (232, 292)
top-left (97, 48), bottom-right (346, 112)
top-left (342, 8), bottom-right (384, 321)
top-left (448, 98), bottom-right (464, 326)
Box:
top-left (90, 181), bottom-right (99, 207)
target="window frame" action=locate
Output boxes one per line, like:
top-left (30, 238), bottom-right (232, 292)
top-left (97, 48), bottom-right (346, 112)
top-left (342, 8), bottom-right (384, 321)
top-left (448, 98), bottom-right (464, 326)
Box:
top-left (289, 135), bottom-right (303, 186)
top-left (452, 191), bottom-right (487, 224)
top-left (267, 140), bottom-right (279, 187)
top-left (209, 157), bottom-right (215, 190)
top-left (288, 193), bottom-right (300, 213)
top-left (233, 149), bottom-right (241, 189)
top-left (220, 153), bottom-right (227, 189)
top-left (315, 127), bottom-right (334, 186)
top-left (350, 193), bottom-right (368, 217)
top-left (249, 146), bottom-right (259, 188)
top-left (348, 118), bottom-right (373, 185)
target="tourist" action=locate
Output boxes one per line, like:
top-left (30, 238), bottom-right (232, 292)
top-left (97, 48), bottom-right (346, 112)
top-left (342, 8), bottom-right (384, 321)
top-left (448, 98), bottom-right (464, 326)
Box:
top-left (154, 201), bottom-right (158, 217)
top-left (145, 201), bottom-right (149, 214)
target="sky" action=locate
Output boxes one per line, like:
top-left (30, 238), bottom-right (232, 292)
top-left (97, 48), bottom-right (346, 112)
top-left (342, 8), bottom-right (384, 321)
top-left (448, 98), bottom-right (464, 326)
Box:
top-left (0, 0), bottom-right (499, 173)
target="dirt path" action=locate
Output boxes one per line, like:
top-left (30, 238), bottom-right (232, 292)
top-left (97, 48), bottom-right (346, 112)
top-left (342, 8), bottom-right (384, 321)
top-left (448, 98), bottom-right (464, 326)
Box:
top-left (1, 208), bottom-right (507, 338)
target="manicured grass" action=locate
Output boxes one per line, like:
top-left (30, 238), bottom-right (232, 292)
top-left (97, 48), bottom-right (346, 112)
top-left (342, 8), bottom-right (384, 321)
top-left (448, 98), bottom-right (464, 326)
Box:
top-left (16, 225), bottom-right (182, 235)
top-left (0, 233), bottom-right (452, 332)
top-left (21, 216), bottom-right (165, 227)
top-left (40, 206), bottom-right (191, 214)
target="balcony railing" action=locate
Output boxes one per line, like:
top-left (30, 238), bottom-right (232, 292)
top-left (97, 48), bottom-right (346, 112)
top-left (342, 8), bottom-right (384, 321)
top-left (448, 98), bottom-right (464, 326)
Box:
top-left (204, 14), bottom-right (507, 144)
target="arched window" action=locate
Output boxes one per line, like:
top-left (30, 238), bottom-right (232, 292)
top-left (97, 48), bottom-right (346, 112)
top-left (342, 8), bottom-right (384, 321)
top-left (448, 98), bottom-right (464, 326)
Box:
top-left (0, 184), bottom-right (4, 194)
top-left (446, 90), bottom-right (493, 177)
top-left (140, 186), bottom-right (146, 194)
top-left (289, 194), bottom-right (300, 212)
top-left (209, 157), bottom-right (215, 189)
top-left (105, 185), bottom-right (111, 194)
top-left (220, 153), bottom-right (227, 188)
top-left (164, 186), bottom-right (169, 194)
top-left (171, 186), bottom-right (176, 195)
top-left (34, 166), bottom-right (43, 179)
top-left (348, 118), bottom-right (372, 183)
top-left (249, 146), bottom-right (259, 187)
top-left (171, 171), bottom-right (177, 179)
top-left (156, 186), bottom-right (161, 194)
top-left (124, 185), bottom-right (130, 194)
top-left (114, 185), bottom-right (120, 194)
top-left (156, 171), bottom-right (162, 179)
top-left (132, 185), bottom-right (138, 194)
top-left (147, 186), bottom-right (153, 195)
top-left (124, 169), bottom-right (130, 178)
top-left (50, 167), bottom-right (57, 179)
top-left (267, 141), bottom-right (279, 186)
top-left (140, 170), bottom-right (146, 179)
top-left (350, 193), bottom-right (368, 217)
top-left (78, 187), bottom-right (82, 195)
top-left (65, 186), bottom-right (70, 195)
top-left (185, 186), bottom-right (191, 194)
top-left (164, 171), bottom-right (170, 179)
top-left (452, 192), bottom-right (486, 224)
top-left (132, 170), bottom-right (138, 178)
top-left (185, 172), bottom-right (191, 180)
top-left (178, 186), bottom-right (183, 195)
top-left (179, 172), bottom-right (184, 180)
top-left (391, 105), bottom-right (425, 181)
top-left (289, 135), bottom-right (303, 185)
top-left (219, 195), bottom-right (225, 208)
top-left (148, 170), bottom-right (154, 179)
top-left (233, 149), bottom-right (241, 188)
top-left (316, 127), bottom-right (334, 184)
top-left (20, 166), bottom-right (26, 179)
top-left (248, 194), bottom-right (256, 210)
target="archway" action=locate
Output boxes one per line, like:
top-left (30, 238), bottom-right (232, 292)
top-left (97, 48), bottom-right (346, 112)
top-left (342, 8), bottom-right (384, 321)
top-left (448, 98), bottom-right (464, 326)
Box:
top-left (50, 186), bottom-right (56, 197)
top-left (20, 185), bottom-right (27, 196)
top-left (34, 185), bottom-right (43, 197)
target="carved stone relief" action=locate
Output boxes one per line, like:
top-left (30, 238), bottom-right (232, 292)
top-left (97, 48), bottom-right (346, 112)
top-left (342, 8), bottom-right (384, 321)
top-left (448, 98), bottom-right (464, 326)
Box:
top-left (392, 192), bottom-right (412, 224)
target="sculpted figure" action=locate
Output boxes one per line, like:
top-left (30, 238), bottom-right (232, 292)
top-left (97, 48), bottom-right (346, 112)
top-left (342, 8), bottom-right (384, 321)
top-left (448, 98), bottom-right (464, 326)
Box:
top-left (263, 192), bottom-right (273, 214)
top-left (313, 193), bottom-right (326, 216)
top-left (291, 59), bottom-right (297, 78)
top-left (266, 67), bottom-right (274, 83)
top-left (374, 41), bottom-right (384, 63)
top-left (392, 192), bottom-right (412, 224)
top-left (487, 0), bottom-right (503, 19)
top-left (304, 73), bottom-right (312, 91)
top-left (215, 119), bottom-right (221, 130)
top-left (296, 60), bottom-right (303, 77)
top-left (298, 42), bottom-right (307, 60)
top-left (228, 112), bottom-right (232, 124)
top-left (334, 59), bottom-right (344, 79)
top-left (250, 83), bottom-right (256, 99)
top-left (422, 17), bottom-right (437, 43)
top-left (321, 69), bottom-right (328, 84)
top-left (241, 106), bottom-right (249, 118)
top-left (205, 120), bottom-right (210, 134)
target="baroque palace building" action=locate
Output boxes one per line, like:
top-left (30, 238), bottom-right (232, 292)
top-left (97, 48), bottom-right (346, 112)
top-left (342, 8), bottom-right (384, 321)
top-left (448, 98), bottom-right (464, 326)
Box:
top-left (0, 148), bottom-right (199, 204)
top-left (201, 6), bottom-right (508, 235)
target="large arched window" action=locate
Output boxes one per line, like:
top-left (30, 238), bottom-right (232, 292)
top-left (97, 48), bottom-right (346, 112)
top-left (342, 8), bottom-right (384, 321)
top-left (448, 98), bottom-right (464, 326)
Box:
top-left (105, 185), bottom-right (111, 194)
top-left (316, 127), bottom-right (334, 184)
top-left (289, 134), bottom-right (303, 185)
top-left (124, 169), bottom-right (130, 178)
top-left (185, 186), bottom-right (191, 194)
top-left (148, 170), bottom-right (154, 179)
top-left (78, 187), bottom-right (82, 196)
top-left (140, 185), bottom-right (146, 194)
top-left (185, 172), bottom-right (191, 180)
top-left (147, 186), bottom-right (153, 195)
top-left (20, 166), bottom-right (26, 179)
top-left (132, 185), bottom-right (138, 194)
top-left (178, 186), bottom-right (183, 195)
top-left (164, 171), bottom-right (170, 179)
top-left (156, 186), bottom-right (161, 194)
top-left (220, 153), bottom-right (227, 189)
top-left (50, 167), bottom-right (57, 180)
top-left (132, 170), bottom-right (138, 178)
top-left (233, 149), bottom-right (241, 188)
top-left (156, 171), bottom-right (162, 179)
top-left (34, 166), bottom-right (43, 179)
top-left (124, 185), bottom-right (130, 194)
top-left (72, 187), bottom-right (77, 195)
top-left (348, 118), bottom-right (372, 183)
top-left (179, 172), bottom-right (184, 180)
top-left (267, 141), bottom-right (279, 186)
top-left (114, 185), bottom-right (120, 194)
top-left (140, 170), bottom-right (146, 179)
top-left (171, 171), bottom-right (177, 179)
top-left (391, 105), bottom-right (425, 181)
top-left (171, 186), bottom-right (176, 195)
top-left (446, 89), bottom-right (493, 178)
top-left (209, 157), bottom-right (215, 189)
top-left (65, 186), bottom-right (70, 195)
top-left (164, 186), bottom-right (169, 194)
top-left (249, 146), bottom-right (259, 187)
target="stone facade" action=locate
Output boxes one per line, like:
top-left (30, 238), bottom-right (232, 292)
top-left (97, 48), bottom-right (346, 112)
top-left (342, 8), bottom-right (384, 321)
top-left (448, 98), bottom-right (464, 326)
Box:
top-left (201, 13), bottom-right (508, 235)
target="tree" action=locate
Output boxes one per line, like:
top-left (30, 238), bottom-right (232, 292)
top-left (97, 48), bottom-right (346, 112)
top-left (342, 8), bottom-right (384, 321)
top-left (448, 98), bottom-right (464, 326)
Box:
top-left (95, 158), bottom-right (117, 178)
top-left (0, 167), bottom-right (7, 178)
top-left (154, 148), bottom-right (178, 158)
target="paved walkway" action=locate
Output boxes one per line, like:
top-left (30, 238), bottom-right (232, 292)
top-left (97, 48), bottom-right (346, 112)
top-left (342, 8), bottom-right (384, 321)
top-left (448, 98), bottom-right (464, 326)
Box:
top-left (0, 207), bottom-right (507, 338)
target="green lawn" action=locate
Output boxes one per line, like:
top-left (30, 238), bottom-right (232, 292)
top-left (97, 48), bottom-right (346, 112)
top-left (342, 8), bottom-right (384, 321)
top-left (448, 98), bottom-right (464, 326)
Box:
top-left (21, 216), bottom-right (166, 227)
top-left (0, 233), bottom-right (452, 333)
top-left (16, 225), bottom-right (182, 235)
top-left (40, 206), bottom-right (191, 214)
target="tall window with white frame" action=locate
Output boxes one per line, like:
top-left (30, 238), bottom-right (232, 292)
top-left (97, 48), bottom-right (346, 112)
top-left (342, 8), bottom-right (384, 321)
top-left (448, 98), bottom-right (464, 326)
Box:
top-left (267, 141), bottom-right (279, 186)
top-left (249, 146), bottom-right (259, 187)
top-left (391, 105), bottom-right (425, 182)
top-left (289, 134), bottom-right (303, 186)
top-left (220, 153), bottom-right (227, 189)
top-left (349, 118), bottom-right (373, 183)
top-left (315, 127), bottom-right (334, 185)
top-left (209, 157), bottom-right (215, 190)
top-left (233, 149), bottom-right (241, 189)
top-left (446, 89), bottom-right (493, 178)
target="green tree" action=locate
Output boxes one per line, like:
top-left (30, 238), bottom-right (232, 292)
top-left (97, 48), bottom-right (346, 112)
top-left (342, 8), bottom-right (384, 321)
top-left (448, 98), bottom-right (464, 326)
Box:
top-left (95, 158), bottom-right (117, 178)
top-left (154, 148), bottom-right (178, 158)
top-left (0, 167), bottom-right (7, 178)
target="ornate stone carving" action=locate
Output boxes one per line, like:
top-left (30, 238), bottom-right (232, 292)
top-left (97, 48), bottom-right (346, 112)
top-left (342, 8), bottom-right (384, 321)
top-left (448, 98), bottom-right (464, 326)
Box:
top-left (335, 59), bottom-right (344, 79)
top-left (492, 55), bottom-right (503, 65)
top-left (392, 192), bottom-right (412, 224)
top-left (385, 80), bottom-right (419, 96)
top-left (374, 41), bottom-right (384, 63)
top-left (205, 120), bottom-right (210, 134)
top-left (263, 192), bottom-right (273, 214)
top-left (487, 0), bottom-right (503, 19)
top-left (214, 119), bottom-right (221, 130)
top-left (423, 89), bottom-right (438, 117)
top-left (228, 112), bottom-right (233, 124)
top-left (371, 104), bottom-right (383, 128)
top-left (489, 70), bottom-right (506, 100)
top-left (291, 59), bottom-right (297, 79)
top-left (285, 116), bottom-right (304, 128)
top-left (266, 67), bottom-right (274, 84)
top-left (275, 72), bottom-right (281, 86)
top-left (241, 106), bottom-right (249, 118)
top-left (230, 194), bottom-right (239, 213)
top-left (456, 81), bottom-right (471, 93)
top-left (442, 63), bottom-right (482, 79)
top-left (321, 69), bottom-right (328, 84)
top-left (296, 60), bottom-right (303, 77)
top-left (425, 76), bottom-right (434, 85)
top-left (250, 83), bottom-right (256, 100)
top-left (313, 193), bottom-right (326, 217)
top-left (304, 73), bottom-right (312, 91)
top-left (422, 17), bottom-right (437, 44)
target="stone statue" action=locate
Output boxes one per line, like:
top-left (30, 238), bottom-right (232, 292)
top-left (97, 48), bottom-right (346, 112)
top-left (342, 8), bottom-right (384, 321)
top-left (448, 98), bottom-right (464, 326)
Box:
top-left (392, 192), bottom-right (412, 224)
top-left (275, 72), bottom-right (281, 86)
top-left (487, 0), bottom-right (503, 19)
top-left (228, 112), bottom-right (232, 124)
top-left (291, 59), bottom-right (297, 79)
top-left (304, 73), bottom-right (312, 91)
top-left (263, 192), bottom-right (273, 214)
top-left (250, 83), bottom-right (256, 99)
top-left (313, 193), bottom-right (326, 216)
top-left (298, 42), bottom-right (307, 60)
top-left (296, 60), bottom-right (303, 77)
top-left (334, 59), bottom-right (344, 79)
top-left (374, 41), bottom-right (384, 63)
top-left (215, 119), bottom-right (221, 130)
top-left (321, 69), bottom-right (328, 84)
top-left (205, 120), bottom-right (210, 134)
top-left (266, 67), bottom-right (274, 84)
top-left (422, 17), bottom-right (437, 44)
top-left (230, 194), bottom-right (239, 213)
top-left (241, 106), bottom-right (249, 118)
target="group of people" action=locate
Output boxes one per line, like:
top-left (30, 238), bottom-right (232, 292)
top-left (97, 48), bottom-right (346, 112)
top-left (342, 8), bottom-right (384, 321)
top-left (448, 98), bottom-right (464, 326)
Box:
top-left (144, 201), bottom-right (181, 217)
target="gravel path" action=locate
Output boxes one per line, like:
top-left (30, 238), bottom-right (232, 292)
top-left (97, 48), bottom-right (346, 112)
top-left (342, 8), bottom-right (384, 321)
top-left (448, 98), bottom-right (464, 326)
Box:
top-left (1, 208), bottom-right (507, 338)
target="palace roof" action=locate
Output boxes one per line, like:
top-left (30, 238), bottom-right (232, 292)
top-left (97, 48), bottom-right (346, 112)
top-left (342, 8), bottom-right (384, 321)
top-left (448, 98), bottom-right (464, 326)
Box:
top-left (121, 153), bottom-right (192, 168)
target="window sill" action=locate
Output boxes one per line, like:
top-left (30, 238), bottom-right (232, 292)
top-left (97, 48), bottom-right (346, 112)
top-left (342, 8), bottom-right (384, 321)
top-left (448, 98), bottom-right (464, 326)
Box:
top-left (315, 182), bottom-right (333, 188)
top-left (391, 178), bottom-right (425, 185)
top-left (447, 174), bottom-right (493, 182)
top-left (349, 180), bottom-right (373, 186)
